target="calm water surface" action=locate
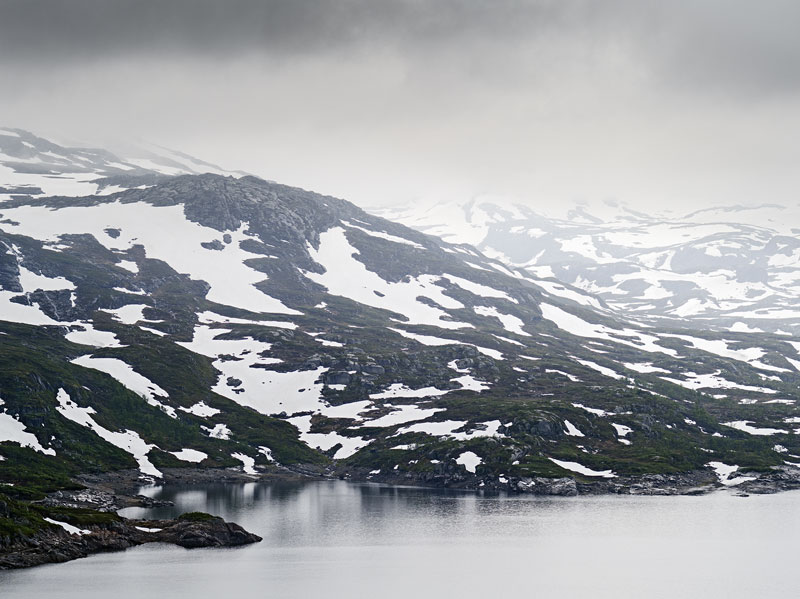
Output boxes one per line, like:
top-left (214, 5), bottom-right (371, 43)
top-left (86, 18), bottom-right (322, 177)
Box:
top-left (2, 481), bottom-right (799, 598)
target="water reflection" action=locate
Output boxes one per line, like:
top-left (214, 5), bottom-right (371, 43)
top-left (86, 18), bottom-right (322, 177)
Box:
top-left (4, 481), bottom-right (800, 599)
top-left (124, 480), bottom-right (547, 546)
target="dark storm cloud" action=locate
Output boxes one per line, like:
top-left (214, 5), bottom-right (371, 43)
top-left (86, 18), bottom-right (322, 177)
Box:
top-left (0, 0), bottom-right (567, 60)
top-left (3, 0), bottom-right (800, 96)
top-left (631, 0), bottom-right (800, 96)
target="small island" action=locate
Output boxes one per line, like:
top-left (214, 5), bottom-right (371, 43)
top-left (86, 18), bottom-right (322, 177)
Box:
top-left (0, 491), bottom-right (261, 570)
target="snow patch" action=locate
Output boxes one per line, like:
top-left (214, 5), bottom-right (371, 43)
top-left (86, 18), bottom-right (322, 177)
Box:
top-left (722, 421), bottom-right (788, 436)
top-left (549, 458), bottom-right (616, 478)
top-left (44, 518), bottom-right (90, 536)
top-left (0, 202), bottom-right (300, 315)
top-left (202, 423), bottom-right (231, 440)
top-left (170, 449), bottom-right (207, 463)
top-left (707, 461), bottom-right (756, 486)
top-left (441, 274), bottom-right (517, 303)
top-left (455, 451), bottom-right (482, 473)
top-left (563, 420), bottom-right (584, 437)
top-left (179, 401), bottom-right (220, 418)
top-left (305, 228), bottom-right (470, 330)
top-left (231, 452), bottom-right (257, 475)
top-left (473, 305), bottom-right (530, 336)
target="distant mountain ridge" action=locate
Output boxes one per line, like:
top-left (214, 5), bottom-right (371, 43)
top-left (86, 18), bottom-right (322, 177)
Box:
top-left (375, 197), bottom-right (800, 336)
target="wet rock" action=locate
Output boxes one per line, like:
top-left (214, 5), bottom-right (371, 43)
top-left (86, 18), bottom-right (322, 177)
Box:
top-left (362, 363), bottom-right (385, 375)
top-left (42, 489), bottom-right (119, 512)
top-left (134, 495), bottom-right (175, 508)
top-left (0, 251), bottom-right (22, 292)
top-left (145, 514), bottom-right (262, 548)
top-left (506, 418), bottom-right (564, 439)
top-left (515, 477), bottom-right (578, 496)
top-left (325, 371), bottom-right (351, 385)
top-left (736, 466), bottom-right (800, 494)
top-left (201, 239), bottom-right (225, 251)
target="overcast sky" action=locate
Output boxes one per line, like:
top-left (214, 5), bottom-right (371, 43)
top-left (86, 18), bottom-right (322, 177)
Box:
top-left (1, 0), bottom-right (799, 211)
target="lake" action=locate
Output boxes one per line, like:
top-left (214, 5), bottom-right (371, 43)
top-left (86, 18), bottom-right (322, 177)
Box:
top-left (2, 481), bottom-right (799, 598)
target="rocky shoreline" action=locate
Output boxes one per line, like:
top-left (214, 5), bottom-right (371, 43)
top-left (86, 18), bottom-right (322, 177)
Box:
top-left (66, 461), bottom-right (800, 502)
top-left (0, 468), bottom-right (281, 571)
top-left (32, 462), bottom-right (800, 513)
top-left (340, 464), bottom-right (800, 497)
top-left (0, 511), bottom-right (261, 570)
top-left (4, 463), bottom-right (800, 571)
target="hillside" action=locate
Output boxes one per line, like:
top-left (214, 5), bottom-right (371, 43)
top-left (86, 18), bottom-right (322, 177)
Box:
top-left (1, 130), bottom-right (800, 498)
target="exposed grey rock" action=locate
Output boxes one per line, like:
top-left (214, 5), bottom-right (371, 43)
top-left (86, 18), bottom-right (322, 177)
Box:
top-left (325, 371), bottom-right (351, 385)
top-left (515, 477), bottom-right (578, 496)
top-left (362, 363), bottom-right (385, 375)
top-left (201, 239), bottom-right (225, 251)
top-left (0, 514), bottom-right (260, 570)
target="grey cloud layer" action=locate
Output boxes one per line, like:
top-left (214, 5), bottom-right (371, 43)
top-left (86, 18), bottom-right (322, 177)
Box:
top-left (1, 1), bottom-right (799, 210)
top-left (3, 0), bottom-right (800, 95)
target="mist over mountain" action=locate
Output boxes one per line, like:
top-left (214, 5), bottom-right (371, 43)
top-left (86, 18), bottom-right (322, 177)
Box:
top-left (376, 197), bottom-right (800, 336)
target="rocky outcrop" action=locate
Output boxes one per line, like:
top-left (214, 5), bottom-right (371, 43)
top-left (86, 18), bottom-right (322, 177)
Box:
top-left (339, 466), bottom-right (722, 497)
top-left (735, 466), bottom-right (800, 495)
top-left (515, 477), bottom-right (578, 496)
top-left (142, 513), bottom-right (261, 548)
top-left (0, 513), bottom-right (261, 570)
top-left (0, 527), bottom-right (135, 570)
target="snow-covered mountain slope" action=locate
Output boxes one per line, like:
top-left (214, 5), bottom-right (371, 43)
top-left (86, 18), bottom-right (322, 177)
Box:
top-left (376, 197), bottom-right (800, 335)
top-left (0, 127), bottom-right (241, 201)
top-left (1, 134), bottom-right (800, 494)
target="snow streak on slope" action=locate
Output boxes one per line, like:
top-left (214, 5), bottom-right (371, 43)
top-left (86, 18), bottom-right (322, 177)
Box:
top-left (55, 388), bottom-right (161, 477)
top-left (176, 324), bottom-right (331, 416)
top-left (341, 220), bottom-right (425, 249)
top-left (473, 305), bottom-right (530, 336)
top-left (0, 398), bottom-right (56, 455)
top-left (549, 458), bottom-right (616, 478)
top-left (0, 202), bottom-right (299, 314)
top-left (540, 303), bottom-right (675, 356)
top-left (441, 274), bottom-right (517, 303)
top-left (288, 415), bottom-right (369, 460)
top-left (396, 419), bottom-right (504, 441)
top-left (0, 162), bottom-right (102, 199)
top-left (70, 356), bottom-right (175, 417)
top-left (305, 227), bottom-right (470, 329)
top-left (660, 334), bottom-right (787, 373)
